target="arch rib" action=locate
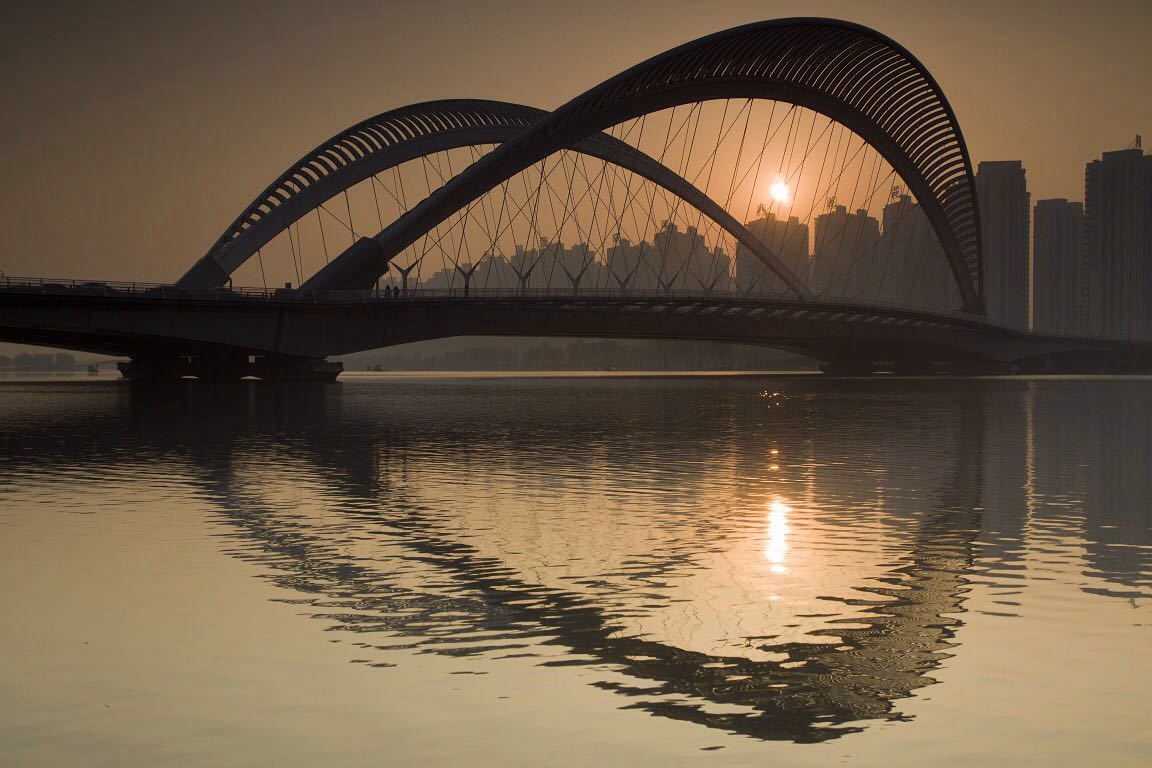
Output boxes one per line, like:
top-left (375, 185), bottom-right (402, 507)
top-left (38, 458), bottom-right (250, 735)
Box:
top-left (177, 99), bottom-right (809, 297)
top-left (304, 18), bottom-right (982, 313)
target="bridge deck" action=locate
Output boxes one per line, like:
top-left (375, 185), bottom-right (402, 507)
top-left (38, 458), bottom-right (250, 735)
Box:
top-left (2, 277), bottom-right (1149, 377)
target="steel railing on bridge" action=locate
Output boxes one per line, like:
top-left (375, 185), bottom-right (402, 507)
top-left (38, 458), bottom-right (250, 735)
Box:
top-left (0, 274), bottom-right (971, 317)
top-left (5, 275), bottom-right (1146, 346)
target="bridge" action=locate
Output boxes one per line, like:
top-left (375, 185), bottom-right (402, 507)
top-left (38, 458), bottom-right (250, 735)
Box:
top-left (3, 18), bottom-right (1149, 379)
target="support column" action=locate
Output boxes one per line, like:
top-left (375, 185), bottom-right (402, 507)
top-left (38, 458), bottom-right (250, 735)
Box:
top-left (118, 352), bottom-right (250, 382)
top-left (251, 355), bottom-right (343, 383)
top-left (190, 351), bottom-right (250, 381)
top-left (118, 353), bottom-right (341, 383)
top-left (889, 360), bottom-right (943, 376)
top-left (117, 355), bottom-right (193, 381)
top-left (819, 357), bottom-right (876, 376)
top-left (940, 359), bottom-right (1012, 376)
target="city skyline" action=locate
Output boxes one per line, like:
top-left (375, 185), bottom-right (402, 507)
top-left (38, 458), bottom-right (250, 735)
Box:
top-left (1, 9), bottom-right (1149, 369)
top-left (0, 1), bottom-right (1149, 284)
top-left (3, 10), bottom-right (1152, 765)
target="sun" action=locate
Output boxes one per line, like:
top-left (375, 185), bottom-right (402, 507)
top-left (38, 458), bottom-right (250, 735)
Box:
top-left (768, 178), bottom-right (791, 204)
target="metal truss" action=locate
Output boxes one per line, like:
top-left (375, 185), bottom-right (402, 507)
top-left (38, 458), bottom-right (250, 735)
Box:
top-left (177, 99), bottom-right (811, 297)
top-left (304, 18), bottom-right (983, 313)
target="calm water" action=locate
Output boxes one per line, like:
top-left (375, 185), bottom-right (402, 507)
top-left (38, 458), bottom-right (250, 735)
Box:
top-left (1, 374), bottom-right (1150, 766)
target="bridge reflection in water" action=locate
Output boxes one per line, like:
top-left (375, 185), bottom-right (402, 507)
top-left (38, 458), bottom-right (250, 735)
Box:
top-left (5, 378), bottom-right (1148, 744)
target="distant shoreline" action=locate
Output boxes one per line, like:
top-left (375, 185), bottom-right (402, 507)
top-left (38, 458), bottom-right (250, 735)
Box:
top-left (4, 370), bottom-right (1152, 384)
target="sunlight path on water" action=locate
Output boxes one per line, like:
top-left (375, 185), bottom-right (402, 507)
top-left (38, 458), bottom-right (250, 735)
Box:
top-left (0, 376), bottom-right (1149, 766)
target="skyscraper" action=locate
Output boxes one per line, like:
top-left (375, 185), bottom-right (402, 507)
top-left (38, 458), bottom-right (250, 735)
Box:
top-left (1083, 148), bottom-right (1152, 339)
top-left (554, 242), bottom-right (601, 293)
top-left (1032, 199), bottom-right (1084, 335)
top-left (872, 194), bottom-right (954, 310)
top-left (651, 223), bottom-right (723, 292)
top-left (734, 211), bottom-right (808, 296)
top-left (810, 205), bottom-right (879, 301)
top-left (976, 161), bottom-right (1031, 329)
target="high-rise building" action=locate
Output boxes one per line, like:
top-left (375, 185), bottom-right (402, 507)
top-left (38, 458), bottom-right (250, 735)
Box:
top-left (810, 205), bottom-right (880, 300)
top-left (734, 211), bottom-right (808, 295)
top-left (1032, 199), bottom-right (1084, 335)
top-left (554, 242), bottom-right (601, 293)
top-left (606, 235), bottom-right (646, 291)
top-left (651, 222), bottom-right (720, 292)
top-left (505, 238), bottom-right (603, 292)
top-left (872, 194), bottom-right (954, 310)
top-left (976, 161), bottom-right (1031, 329)
top-left (508, 239), bottom-right (560, 291)
top-left (1083, 148), bottom-right (1152, 339)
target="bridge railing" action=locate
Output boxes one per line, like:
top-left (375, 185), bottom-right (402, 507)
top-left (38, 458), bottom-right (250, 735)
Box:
top-left (1, 274), bottom-right (999, 328)
top-left (0, 273), bottom-right (924, 305)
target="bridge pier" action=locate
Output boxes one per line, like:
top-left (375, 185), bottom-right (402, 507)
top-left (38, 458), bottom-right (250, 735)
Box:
top-left (117, 355), bottom-right (197, 382)
top-left (117, 353), bottom-right (342, 383)
top-left (819, 357), bottom-right (878, 376)
top-left (937, 360), bottom-right (1012, 376)
top-left (818, 356), bottom-right (1015, 377)
top-left (250, 355), bottom-right (343, 383)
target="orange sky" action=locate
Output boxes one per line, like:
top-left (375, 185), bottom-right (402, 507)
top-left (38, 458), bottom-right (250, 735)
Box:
top-left (0, 0), bottom-right (1148, 283)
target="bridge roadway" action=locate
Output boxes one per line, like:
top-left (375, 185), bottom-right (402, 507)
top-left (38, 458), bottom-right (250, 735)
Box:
top-left (2, 278), bottom-right (1150, 380)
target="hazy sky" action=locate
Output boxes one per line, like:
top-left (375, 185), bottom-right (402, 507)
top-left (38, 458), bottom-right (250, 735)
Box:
top-left (0, 0), bottom-right (1149, 283)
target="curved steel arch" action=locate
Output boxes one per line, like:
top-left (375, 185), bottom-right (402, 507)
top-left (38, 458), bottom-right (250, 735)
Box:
top-left (306, 18), bottom-right (984, 313)
top-left (178, 100), bottom-right (539, 288)
top-left (177, 99), bottom-right (809, 297)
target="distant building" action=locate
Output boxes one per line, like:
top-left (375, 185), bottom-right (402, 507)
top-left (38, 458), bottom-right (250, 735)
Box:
top-left (420, 252), bottom-right (516, 293)
top-left (554, 242), bottom-right (601, 293)
top-left (1083, 148), bottom-right (1152, 339)
top-left (604, 223), bottom-right (724, 293)
top-left (1032, 199), bottom-right (1084, 335)
top-left (734, 211), bottom-right (808, 295)
top-left (651, 222), bottom-right (718, 292)
top-left (509, 244), bottom-right (542, 291)
top-left (704, 246), bottom-right (733, 294)
top-left (873, 194), bottom-right (954, 309)
top-left (977, 161), bottom-right (1031, 329)
top-left (606, 235), bottom-right (649, 291)
top-left (810, 205), bottom-right (879, 300)
top-left (495, 239), bottom-right (601, 293)
top-left (475, 252), bottom-right (517, 291)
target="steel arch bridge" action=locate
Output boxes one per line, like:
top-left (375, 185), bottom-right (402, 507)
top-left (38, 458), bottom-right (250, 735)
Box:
top-left (176, 98), bottom-right (811, 298)
top-left (301, 17), bottom-right (984, 313)
top-left (4, 18), bottom-right (1150, 379)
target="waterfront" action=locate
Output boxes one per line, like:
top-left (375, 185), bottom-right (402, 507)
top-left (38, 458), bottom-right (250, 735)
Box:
top-left (1, 375), bottom-right (1150, 766)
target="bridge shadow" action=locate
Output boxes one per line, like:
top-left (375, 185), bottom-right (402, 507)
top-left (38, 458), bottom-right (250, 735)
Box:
top-left (2, 377), bottom-right (1148, 741)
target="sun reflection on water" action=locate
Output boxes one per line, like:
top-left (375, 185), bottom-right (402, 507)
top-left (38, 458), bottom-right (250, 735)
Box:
top-left (764, 498), bottom-right (791, 574)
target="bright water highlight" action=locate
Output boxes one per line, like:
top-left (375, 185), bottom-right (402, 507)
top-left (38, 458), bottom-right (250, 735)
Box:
top-left (1, 375), bottom-right (1149, 765)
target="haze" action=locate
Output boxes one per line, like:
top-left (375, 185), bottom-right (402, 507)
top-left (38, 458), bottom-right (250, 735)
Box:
top-left (0, 0), bottom-right (1148, 283)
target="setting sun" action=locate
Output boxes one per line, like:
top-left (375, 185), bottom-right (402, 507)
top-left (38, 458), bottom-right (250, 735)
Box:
top-left (769, 178), bottom-right (791, 204)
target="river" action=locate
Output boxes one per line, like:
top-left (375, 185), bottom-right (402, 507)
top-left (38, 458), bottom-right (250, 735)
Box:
top-left (1, 374), bottom-right (1149, 766)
